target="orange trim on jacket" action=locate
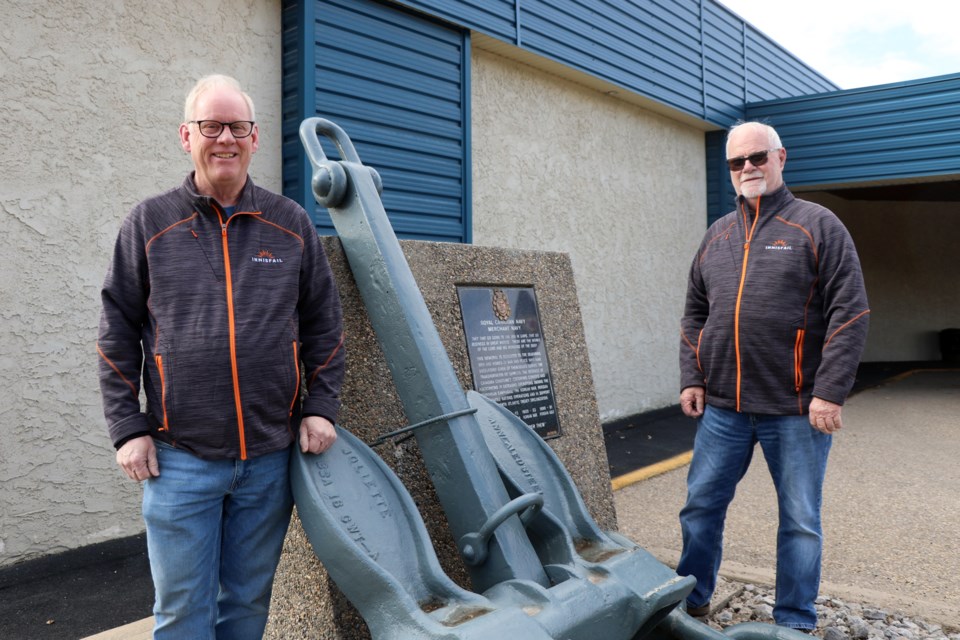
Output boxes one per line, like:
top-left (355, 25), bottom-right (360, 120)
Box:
top-left (679, 185), bottom-right (869, 415)
top-left (732, 196), bottom-right (762, 411)
top-left (97, 174), bottom-right (345, 458)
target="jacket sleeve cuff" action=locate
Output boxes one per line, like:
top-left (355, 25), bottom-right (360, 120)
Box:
top-left (680, 372), bottom-right (706, 390)
top-left (302, 411), bottom-right (337, 425)
top-left (115, 431), bottom-right (152, 450)
top-left (811, 387), bottom-right (847, 406)
top-left (109, 412), bottom-right (151, 449)
top-left (301, 397), bottom-right (340, 426)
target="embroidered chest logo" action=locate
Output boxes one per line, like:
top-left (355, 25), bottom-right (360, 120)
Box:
top-left (252, 249), bottom-right (284, 264)
top-left (764, 239), bottom-right (793, 251)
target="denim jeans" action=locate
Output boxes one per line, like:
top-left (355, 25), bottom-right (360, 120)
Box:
top-left (143, 441), bottom-right (293, 640)
top-left (677, 405), bottom-right (831, 630)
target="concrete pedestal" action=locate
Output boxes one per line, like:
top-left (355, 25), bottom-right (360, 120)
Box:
top-left (266, 238), bottom-right (616, 639)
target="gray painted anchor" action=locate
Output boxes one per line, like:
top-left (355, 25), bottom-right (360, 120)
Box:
top-left (293, 117), bottom-right (810, 640)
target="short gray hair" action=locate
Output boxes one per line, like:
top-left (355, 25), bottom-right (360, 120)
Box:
top-left (727, 120), bottom-right (782, 150)
top-left (183, 74), bottom-right (256, 122)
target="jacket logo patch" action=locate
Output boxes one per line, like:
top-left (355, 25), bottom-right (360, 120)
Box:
top-left (765, 239), bottom-right (793, 251)
top-left (252, 249), bottom-right (284, 264)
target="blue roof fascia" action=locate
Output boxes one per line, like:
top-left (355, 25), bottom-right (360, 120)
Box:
top-left (746, 73), bottom-right (960, 187)
top-left (390, 0), bottom-right (839, 128)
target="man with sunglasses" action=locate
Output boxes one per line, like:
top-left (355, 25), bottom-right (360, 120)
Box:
top-left (677, 121), bottom-right (869, 632)
top-left (98, 75), bottom-right (345, 638)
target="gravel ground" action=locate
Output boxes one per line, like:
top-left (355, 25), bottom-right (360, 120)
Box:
top-left (702, 583), bottom-right (960, 640)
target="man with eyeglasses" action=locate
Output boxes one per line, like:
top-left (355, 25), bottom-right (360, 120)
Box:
top-left (677, 121), bottom-right (869, 632)
top-left (97, 74), bottom-right (345, 638)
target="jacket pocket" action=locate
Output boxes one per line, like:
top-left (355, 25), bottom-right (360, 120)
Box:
top-left (288, 341), bottom-right (301, 423)
top-left (697, 321), bottom-right (734, 398)
top-left (154, 354), bottom-right (170, 432)
top-left (237, 337), bottom-right (301, 431)
top-left (694, 329), bottom-right (704, 375)
top-left (793, 329), bottom-right (806, 393)
top-left (156, 344), bottom-right (230, 447)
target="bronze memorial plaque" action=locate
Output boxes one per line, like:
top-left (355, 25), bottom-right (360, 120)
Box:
top-left (457, 286), bottom-right (560, 439)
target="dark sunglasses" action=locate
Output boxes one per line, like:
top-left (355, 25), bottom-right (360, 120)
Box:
top-left (726, 148), bottom-right (780, 171)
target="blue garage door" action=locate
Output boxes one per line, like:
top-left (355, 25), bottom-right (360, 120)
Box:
top-left (282, 0), bottom-right (471, 242)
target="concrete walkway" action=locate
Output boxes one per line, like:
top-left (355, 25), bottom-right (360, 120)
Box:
top-left (84, 618), bottom-right (152, 640)
top-left (613, 369), bottom-right (960, 630)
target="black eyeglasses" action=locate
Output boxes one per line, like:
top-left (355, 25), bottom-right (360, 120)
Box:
top-left (726, 148), bottom-right (780, 171)
top-left (189, 120), bottom-right (255, 139)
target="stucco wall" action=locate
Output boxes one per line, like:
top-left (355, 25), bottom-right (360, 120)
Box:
top-left (470, 49), bottom-right (707, 421)
top-left (0, 0), bottom-right (283, 567)
top-left (802, 193), bottom-right (960, 362)
top-left (2, 5), bottom-right (710, 566)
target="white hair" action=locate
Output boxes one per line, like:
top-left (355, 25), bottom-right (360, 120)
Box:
top-left (727, 120), bottom-right (782, 152)
top-left (183, 74), bottom-right (256, 122)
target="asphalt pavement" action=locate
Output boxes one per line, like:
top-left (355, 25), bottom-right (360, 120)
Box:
top-left (0, 534), bottom-right (152, 639)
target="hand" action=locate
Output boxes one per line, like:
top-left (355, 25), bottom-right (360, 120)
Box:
top-left (116, 436), bottom-right (159, 482)
top-left (809, 397), bottom-right (843, 434)
top-left (299, 415), bottom-right (337, 454)
top-left (680, 386), bottom-right (705, 418)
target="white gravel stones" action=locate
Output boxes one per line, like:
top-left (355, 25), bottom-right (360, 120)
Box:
top-left (700, 584), bottom-right (959, 640)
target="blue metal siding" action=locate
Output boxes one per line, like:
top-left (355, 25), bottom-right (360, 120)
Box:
top-left (282, 0), bottom-right (470, 241)
top-left (746, 74), bottom-right (960, 187)
top-left (705, 129), bottom-right (736, 225)
top-left (520, 0), bottom-right (704, 116)
top-left (393, 0), bottom-right (838, 126)
top-left (395, 0), bottom-right (518, 43)
top-left (282, 0), bottom-right (318, 216)
top-left (700, 6), bottom-right (748, 126)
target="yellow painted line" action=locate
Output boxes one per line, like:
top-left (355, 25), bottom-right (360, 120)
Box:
top-left (885, 369), bottom-right (920, 384)
top-left (611, 450), bottom-right (693, 491)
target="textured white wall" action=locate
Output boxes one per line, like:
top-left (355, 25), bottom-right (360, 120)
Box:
top-left (0, 0), bottom-right (283, 566)
top-left (800, 192), bottom-right (960, 362)
top-left (2, 5), bottom-right (711, 565)
top-left (471, 50), bottom-right (707, 421)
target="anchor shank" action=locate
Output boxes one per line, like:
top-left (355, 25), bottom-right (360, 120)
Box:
top-left (301, 119), bottom-right (547, 591)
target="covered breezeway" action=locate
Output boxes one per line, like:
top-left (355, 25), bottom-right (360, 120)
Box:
top-left (797, 178), bottom-right (960, 363)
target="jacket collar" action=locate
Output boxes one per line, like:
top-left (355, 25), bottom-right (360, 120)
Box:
top-left (182, 172), bottom-right (257, 216)
top-left (736, 183), bottom-right (794, 215)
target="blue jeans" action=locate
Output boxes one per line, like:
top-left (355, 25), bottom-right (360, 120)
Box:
top-left (677, 405), bottom-right (831, 630)
top-left (143, 441), bottom-right (293, 640)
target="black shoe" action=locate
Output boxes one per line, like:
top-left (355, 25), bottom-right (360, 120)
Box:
top-left (686, 602), bottom-right (711, 617)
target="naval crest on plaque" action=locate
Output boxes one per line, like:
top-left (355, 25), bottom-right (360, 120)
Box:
top-left (492, 289), bottom-right (512, 321)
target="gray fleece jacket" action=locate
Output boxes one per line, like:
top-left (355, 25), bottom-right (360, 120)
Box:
top-left (98, 174), bottom-right (344, 460)
top-left (680, 185), bottom-right (869, 415)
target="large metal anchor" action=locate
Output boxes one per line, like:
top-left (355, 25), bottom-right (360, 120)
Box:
top-left (294, 117), bottom-right (809, 640)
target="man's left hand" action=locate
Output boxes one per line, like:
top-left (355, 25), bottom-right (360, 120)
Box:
top-left (299, 415), bottom-right (337, 454)
top-left (809, 397), bottom-right (843, 434)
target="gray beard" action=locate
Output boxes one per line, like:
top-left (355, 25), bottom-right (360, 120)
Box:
top-left (740, 179), bottom-right (767, 199)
